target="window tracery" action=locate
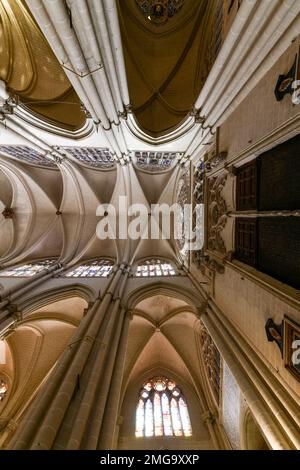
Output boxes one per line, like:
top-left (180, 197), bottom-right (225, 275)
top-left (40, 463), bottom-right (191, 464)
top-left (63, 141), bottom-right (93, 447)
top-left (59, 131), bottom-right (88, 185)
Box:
top-left (135, 259), bottom-right (176, 277)
top-left (64, 260), bottom-right (114, 278)
top-left (0, 145), bottom-right (56, 168)
top-left (135, 151), bottom-right (178, 171)
top-left (59, 147), bottom-right (115, 168)
top-left (135, 377), bottom-right (192, 438)
top-left (0, 260), bottom-right (56, 277)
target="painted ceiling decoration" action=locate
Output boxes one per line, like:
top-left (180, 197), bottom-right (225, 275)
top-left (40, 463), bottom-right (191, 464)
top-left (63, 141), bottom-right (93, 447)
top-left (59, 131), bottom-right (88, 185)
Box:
top-left (0, 0), bottom-right (85, 131)
top-left (118, 0), bottom-right (219, 136)
top-left (135, 0), bottom-right (185, 26)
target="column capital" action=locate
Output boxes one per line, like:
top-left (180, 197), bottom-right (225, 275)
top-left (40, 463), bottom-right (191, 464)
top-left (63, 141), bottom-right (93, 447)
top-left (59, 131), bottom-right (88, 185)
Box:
top-left (117, 263), bottom-right (131, 273)
top-left (224, 163), bottom-right (238, 176)
top-left (195, 301), bottom-right (208, 319)
top-left (117, 415), bottom-right (124, 427)
top-left (125, 309), bottom-right (134, 321)
top-left (7, 419), bottom-right (18, 432)
top-left (202, 410), bottom-right (216, 425)
top-left (0, 417), bottom-right (9, 431)
top-left (7, 304), bottom-right (22, 323)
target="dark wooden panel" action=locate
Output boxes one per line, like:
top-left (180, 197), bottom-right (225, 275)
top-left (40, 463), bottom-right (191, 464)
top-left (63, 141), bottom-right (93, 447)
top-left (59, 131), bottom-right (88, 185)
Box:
top-left (258, 134), bottom-right (300, 211)
top-left (236, 160), bottom-right (257, 211)
top-left (258, 217), bottom-right (300, 289)
top-left (235, 218), bottom-right (258, 266)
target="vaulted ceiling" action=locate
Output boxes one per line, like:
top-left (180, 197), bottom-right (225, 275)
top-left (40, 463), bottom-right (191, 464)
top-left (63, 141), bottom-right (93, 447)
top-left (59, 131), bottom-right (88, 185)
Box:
top-left (118, 0), bottom-right (218, 136)
top-left (0, 0), bottom-right (296, 270)
top-left (0, 153), bottom-right (183, 268)
top-left (0, 0), bottom-right (220, 139)
top-left (0, 0), bottom-right (85, 130)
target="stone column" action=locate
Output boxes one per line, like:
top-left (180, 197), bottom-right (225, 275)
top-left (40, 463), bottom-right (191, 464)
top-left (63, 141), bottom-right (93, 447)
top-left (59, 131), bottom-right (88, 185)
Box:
top-left (201, 313), bottom-right (292, 450)
top-left (9, 264), bottom-right (128, 450)
top-left (206, 301), bottom-right (300, 449)
top-left (201, 411), bottom-right (221, 450)
top-left (207, 299), bottom-right (300, 430)
top-left (63, 299), bottom-right (128, 449)
top-left (98, 309), bottom-right (132, 449)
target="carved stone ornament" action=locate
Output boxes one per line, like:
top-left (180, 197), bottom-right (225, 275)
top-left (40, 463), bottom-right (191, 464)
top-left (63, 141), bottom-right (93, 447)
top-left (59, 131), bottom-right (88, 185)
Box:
top-left (136, 0), bottom-right (185, 26)
top-left (206, 151), bottom-right (227, 172)
top-left (199, 321), bottom-right (221, 403)
top-left (207, 174), bottom-right (228, 254)
top-left (204, 255), bottom-right (225, 274)
top-left (189, 107), bottom-right (205, 124)
top-left (1, 207), bottom-right (14, 219)
top-left (265, 318), bottom-right (284, 357)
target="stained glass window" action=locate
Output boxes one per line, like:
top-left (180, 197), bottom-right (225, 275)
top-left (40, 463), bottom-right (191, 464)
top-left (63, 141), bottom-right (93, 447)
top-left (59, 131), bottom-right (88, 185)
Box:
top-left (161, 392), bottom-right (173, 436)
top-left (135, 399), bottom-right (145, 437)
top-left (0, 145), bottom-right (56, 168)
top-left (135, 377), bottom-right (192, 438)
top-left (0, 260), bottom-right (56, 277)
top-left (145, 399), bottom-right (154, 437)
top-left (135, 151), bottom-right (179, 171)
top-left (64, 260), bottom-right (114, 278)
top-left (135, 259), bottom-right (176, 277)
top-left (58, 147), bottom-right (115, 168)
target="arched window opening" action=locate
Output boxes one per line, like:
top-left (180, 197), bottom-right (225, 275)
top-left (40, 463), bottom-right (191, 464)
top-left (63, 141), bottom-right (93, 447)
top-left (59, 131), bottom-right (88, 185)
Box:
top-left (64, 260), bottom-right (114, 278)
top-left (0, 259), bottom-right (56, 277)
top-left (135, 377), bottom-right (192, 438)
top-left (135, 151), bottom-right (179, 171)
top-left (242, 410), bottom-right (269, 450)
top-left (135, 259), bottom-right (176, 277)
top-left (58, 147), bottom-right (115, 169)
top-left (0, 145), bottom-right (56, 168)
